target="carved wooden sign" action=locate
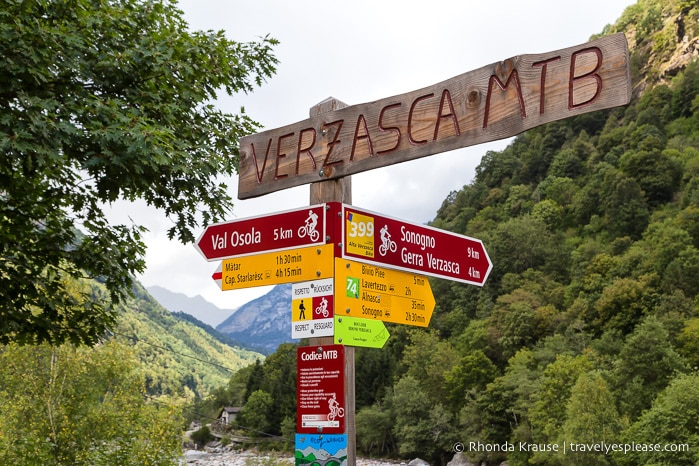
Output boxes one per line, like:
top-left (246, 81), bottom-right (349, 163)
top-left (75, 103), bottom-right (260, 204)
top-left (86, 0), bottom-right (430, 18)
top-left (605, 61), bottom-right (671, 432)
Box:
top-left (238, 33), bottom-right (630, 199)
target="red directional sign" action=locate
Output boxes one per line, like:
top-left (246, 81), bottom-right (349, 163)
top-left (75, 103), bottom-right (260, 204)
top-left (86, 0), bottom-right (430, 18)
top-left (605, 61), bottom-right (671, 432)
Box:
top-left (297, 344), bottom-right (345, 434)
top-left (195, 204), bottom-right (328, 261)
top-left (342, 205), bottom-right (492, 286)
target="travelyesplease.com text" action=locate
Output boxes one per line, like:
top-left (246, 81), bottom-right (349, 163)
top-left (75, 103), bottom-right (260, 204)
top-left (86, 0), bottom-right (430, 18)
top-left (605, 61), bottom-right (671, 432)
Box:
top-left (453, 441), bottom-right (690, 455)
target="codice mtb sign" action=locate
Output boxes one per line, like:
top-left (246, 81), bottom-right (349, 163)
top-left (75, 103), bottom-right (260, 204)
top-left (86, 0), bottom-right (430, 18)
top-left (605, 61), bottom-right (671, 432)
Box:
top-left (297, 345), bottom-right (345, 434)
top-left (238, 34), bottom-right (630, 198)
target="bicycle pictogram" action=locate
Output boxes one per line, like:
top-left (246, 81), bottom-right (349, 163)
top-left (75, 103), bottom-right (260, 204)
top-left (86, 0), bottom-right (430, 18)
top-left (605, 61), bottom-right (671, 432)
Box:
top-left (298, 210), bottom-right (320, 242)
top-left (315, 297), bottom-right (329, 318)
top-left (327, 394), bottom-right (345, 421)
top-left (379, 224), bottom-right (397, 256)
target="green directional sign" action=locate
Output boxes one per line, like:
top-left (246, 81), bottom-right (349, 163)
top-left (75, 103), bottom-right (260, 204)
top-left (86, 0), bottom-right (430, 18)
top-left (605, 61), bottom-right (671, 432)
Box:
top-left (334, 316), bottom-right (390, 348)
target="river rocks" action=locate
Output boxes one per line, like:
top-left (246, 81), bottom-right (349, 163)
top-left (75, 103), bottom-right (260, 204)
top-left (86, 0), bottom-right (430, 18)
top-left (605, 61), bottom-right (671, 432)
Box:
top-left (182, 448), bottom-right (410, 465)
top-left (408, 459), bottom-right (430, 466)
top-left (446, 452), bottom-right (477, 466)
top-left (182, 449), bottom-right (293, 465)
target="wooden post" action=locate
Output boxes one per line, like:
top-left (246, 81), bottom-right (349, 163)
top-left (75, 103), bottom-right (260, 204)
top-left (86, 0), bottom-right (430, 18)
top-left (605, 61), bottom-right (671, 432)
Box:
top-left (307, 97), bottom-right (355, 466)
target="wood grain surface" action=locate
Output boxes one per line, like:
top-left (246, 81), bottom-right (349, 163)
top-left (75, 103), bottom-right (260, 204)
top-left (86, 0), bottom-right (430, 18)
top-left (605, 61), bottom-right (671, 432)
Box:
top-left (238, 33), bottom-right (630, 199)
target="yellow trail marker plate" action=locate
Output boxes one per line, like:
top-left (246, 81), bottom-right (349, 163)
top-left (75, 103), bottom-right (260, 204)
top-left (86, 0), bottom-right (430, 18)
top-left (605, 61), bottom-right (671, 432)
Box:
top-left (334, 258), bottom-right (435, 327)
top-left (216, 244), bottom-right (334, 290)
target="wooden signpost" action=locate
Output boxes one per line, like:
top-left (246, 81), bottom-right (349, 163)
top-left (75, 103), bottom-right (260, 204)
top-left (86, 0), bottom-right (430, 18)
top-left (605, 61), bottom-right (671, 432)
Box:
top-left (238, 34), bottom-right (630, 199)
top-left (194, 34), bottom-right (632, 466)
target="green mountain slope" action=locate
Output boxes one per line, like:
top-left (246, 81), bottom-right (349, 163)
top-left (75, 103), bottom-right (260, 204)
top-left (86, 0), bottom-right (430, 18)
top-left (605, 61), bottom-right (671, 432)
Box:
top-left (111, 283), bottom-right (262, 398)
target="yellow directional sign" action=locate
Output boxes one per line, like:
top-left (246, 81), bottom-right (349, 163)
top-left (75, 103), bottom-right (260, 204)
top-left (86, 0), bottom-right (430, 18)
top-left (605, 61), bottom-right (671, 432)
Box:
top-left (216, 244), bottom-right (334, 290)
top-left (334, 258), bottom-right (435, 327)
top-left (334, 316), bottom-right (390, 348)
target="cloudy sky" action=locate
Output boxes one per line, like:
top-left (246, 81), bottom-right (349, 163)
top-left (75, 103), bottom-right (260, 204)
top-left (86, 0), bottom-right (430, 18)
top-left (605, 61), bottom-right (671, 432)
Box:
top-left (111, 0), bottom-right (634, 321)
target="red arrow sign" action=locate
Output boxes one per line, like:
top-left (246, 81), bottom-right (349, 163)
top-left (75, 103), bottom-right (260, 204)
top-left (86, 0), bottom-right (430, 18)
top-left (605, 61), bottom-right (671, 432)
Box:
top-left (195, 204), bottom-right (328, 261)
top-left (212, 264), bottom-right (222, 288)
top-left (342, 205), bottom-right (492, 286)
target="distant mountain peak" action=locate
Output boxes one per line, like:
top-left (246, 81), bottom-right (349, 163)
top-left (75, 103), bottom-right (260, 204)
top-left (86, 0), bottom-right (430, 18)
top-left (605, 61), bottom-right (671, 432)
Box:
top-left (146, 285), bottom-right (234, 328)
top-left (215, 284), bottom-right (293, 354)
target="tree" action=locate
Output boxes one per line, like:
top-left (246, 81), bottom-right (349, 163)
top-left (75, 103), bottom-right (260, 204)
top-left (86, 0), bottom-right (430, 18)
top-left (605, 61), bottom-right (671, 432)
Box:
top-left (619, 146), bottom-right (681, 206)
top-left (611, 316), bottom-right (688, 419)
top-left (356, 403), bottom-right (396, 457)
top-left (356, 346), bottom-right (394, 409)
top-left (561, 371), bottom-right (622, 466)
top-left (676, 318), bottom-right (699, 369)
top-left (0, 0), bottom-right (278, 345)
top-left (0, 342), bottom-right (182, 466)
top-left (487, 215), bottom-right (567, 281)
top-left (490, 290), bottom-right (543, 359)
top-left (529, 354), bottom-right (592, 463)
top-left (390, 375), bottom-right (455, 464)
top-left (236, 389), bottom-right (274, 437)
top-left (258, 343), bottom-right (297, 434)
top-left (616, 373), bottom-right (699, 466)
top-left (444, 350), bottom-right (498, 411)
top-left (591, 277), bottom-right (650, 335)
top-left (599, 168), bottom-right (650, 239)
top-left (400, 329), bottom-right (459, 403)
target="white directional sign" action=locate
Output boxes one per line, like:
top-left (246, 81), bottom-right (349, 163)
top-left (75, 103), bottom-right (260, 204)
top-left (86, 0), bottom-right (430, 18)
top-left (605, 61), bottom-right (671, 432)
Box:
top-left (291, 278), bottom-right (334, 339)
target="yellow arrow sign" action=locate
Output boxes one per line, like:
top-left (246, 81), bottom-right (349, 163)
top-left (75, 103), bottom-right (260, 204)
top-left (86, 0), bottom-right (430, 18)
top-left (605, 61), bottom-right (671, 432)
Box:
top-left (334, 258), bottom-right (435, 327)
top-left (217, 244), bottom-right (335, 290)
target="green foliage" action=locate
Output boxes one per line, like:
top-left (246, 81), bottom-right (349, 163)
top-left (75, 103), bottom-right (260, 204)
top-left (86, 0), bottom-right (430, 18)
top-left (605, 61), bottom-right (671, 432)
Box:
top-left (401, 330), bottom-right (459, 402)
top-left (611, 316), bottom-right (688, 419)
top-left (561, 371), bottom-right (623, 466)
top-left (529, 355), bottom-right (593, 452)
top-left (356, 403), bottom-right (396, 456)
top-left (190, 426), bottom-right (214, 447)
top-left (236, 390), bottom-right (274, 436)
top-left (255, 343), bottom-right (297, 434)
top-left (616, 372), bottom-right (699, 465)
top-left (0, 0), bottom-right (278, 345)
top-left (389, 376), bottom-right (455, 464)
top-left (353, 10), bottom-right (699, 460)
top-left (677, 318), bottom-right (699, 368)
top-left (114, 283), bottom-right (262, 399)
top-left (0, 342), bottom-right (182, 466)
top-left (356, 345), bottom-right (394, 408)
top-left (599, 167), bottom-right (650, 239)
top-left (444, 350), bottom-right (498, 410)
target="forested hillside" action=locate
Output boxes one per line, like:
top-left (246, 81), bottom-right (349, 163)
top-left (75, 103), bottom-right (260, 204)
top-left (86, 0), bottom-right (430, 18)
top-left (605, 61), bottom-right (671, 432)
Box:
top-left (111, 283), bottom-right (262, 398)
top-left (203, 1), bottom-right (699, 464)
